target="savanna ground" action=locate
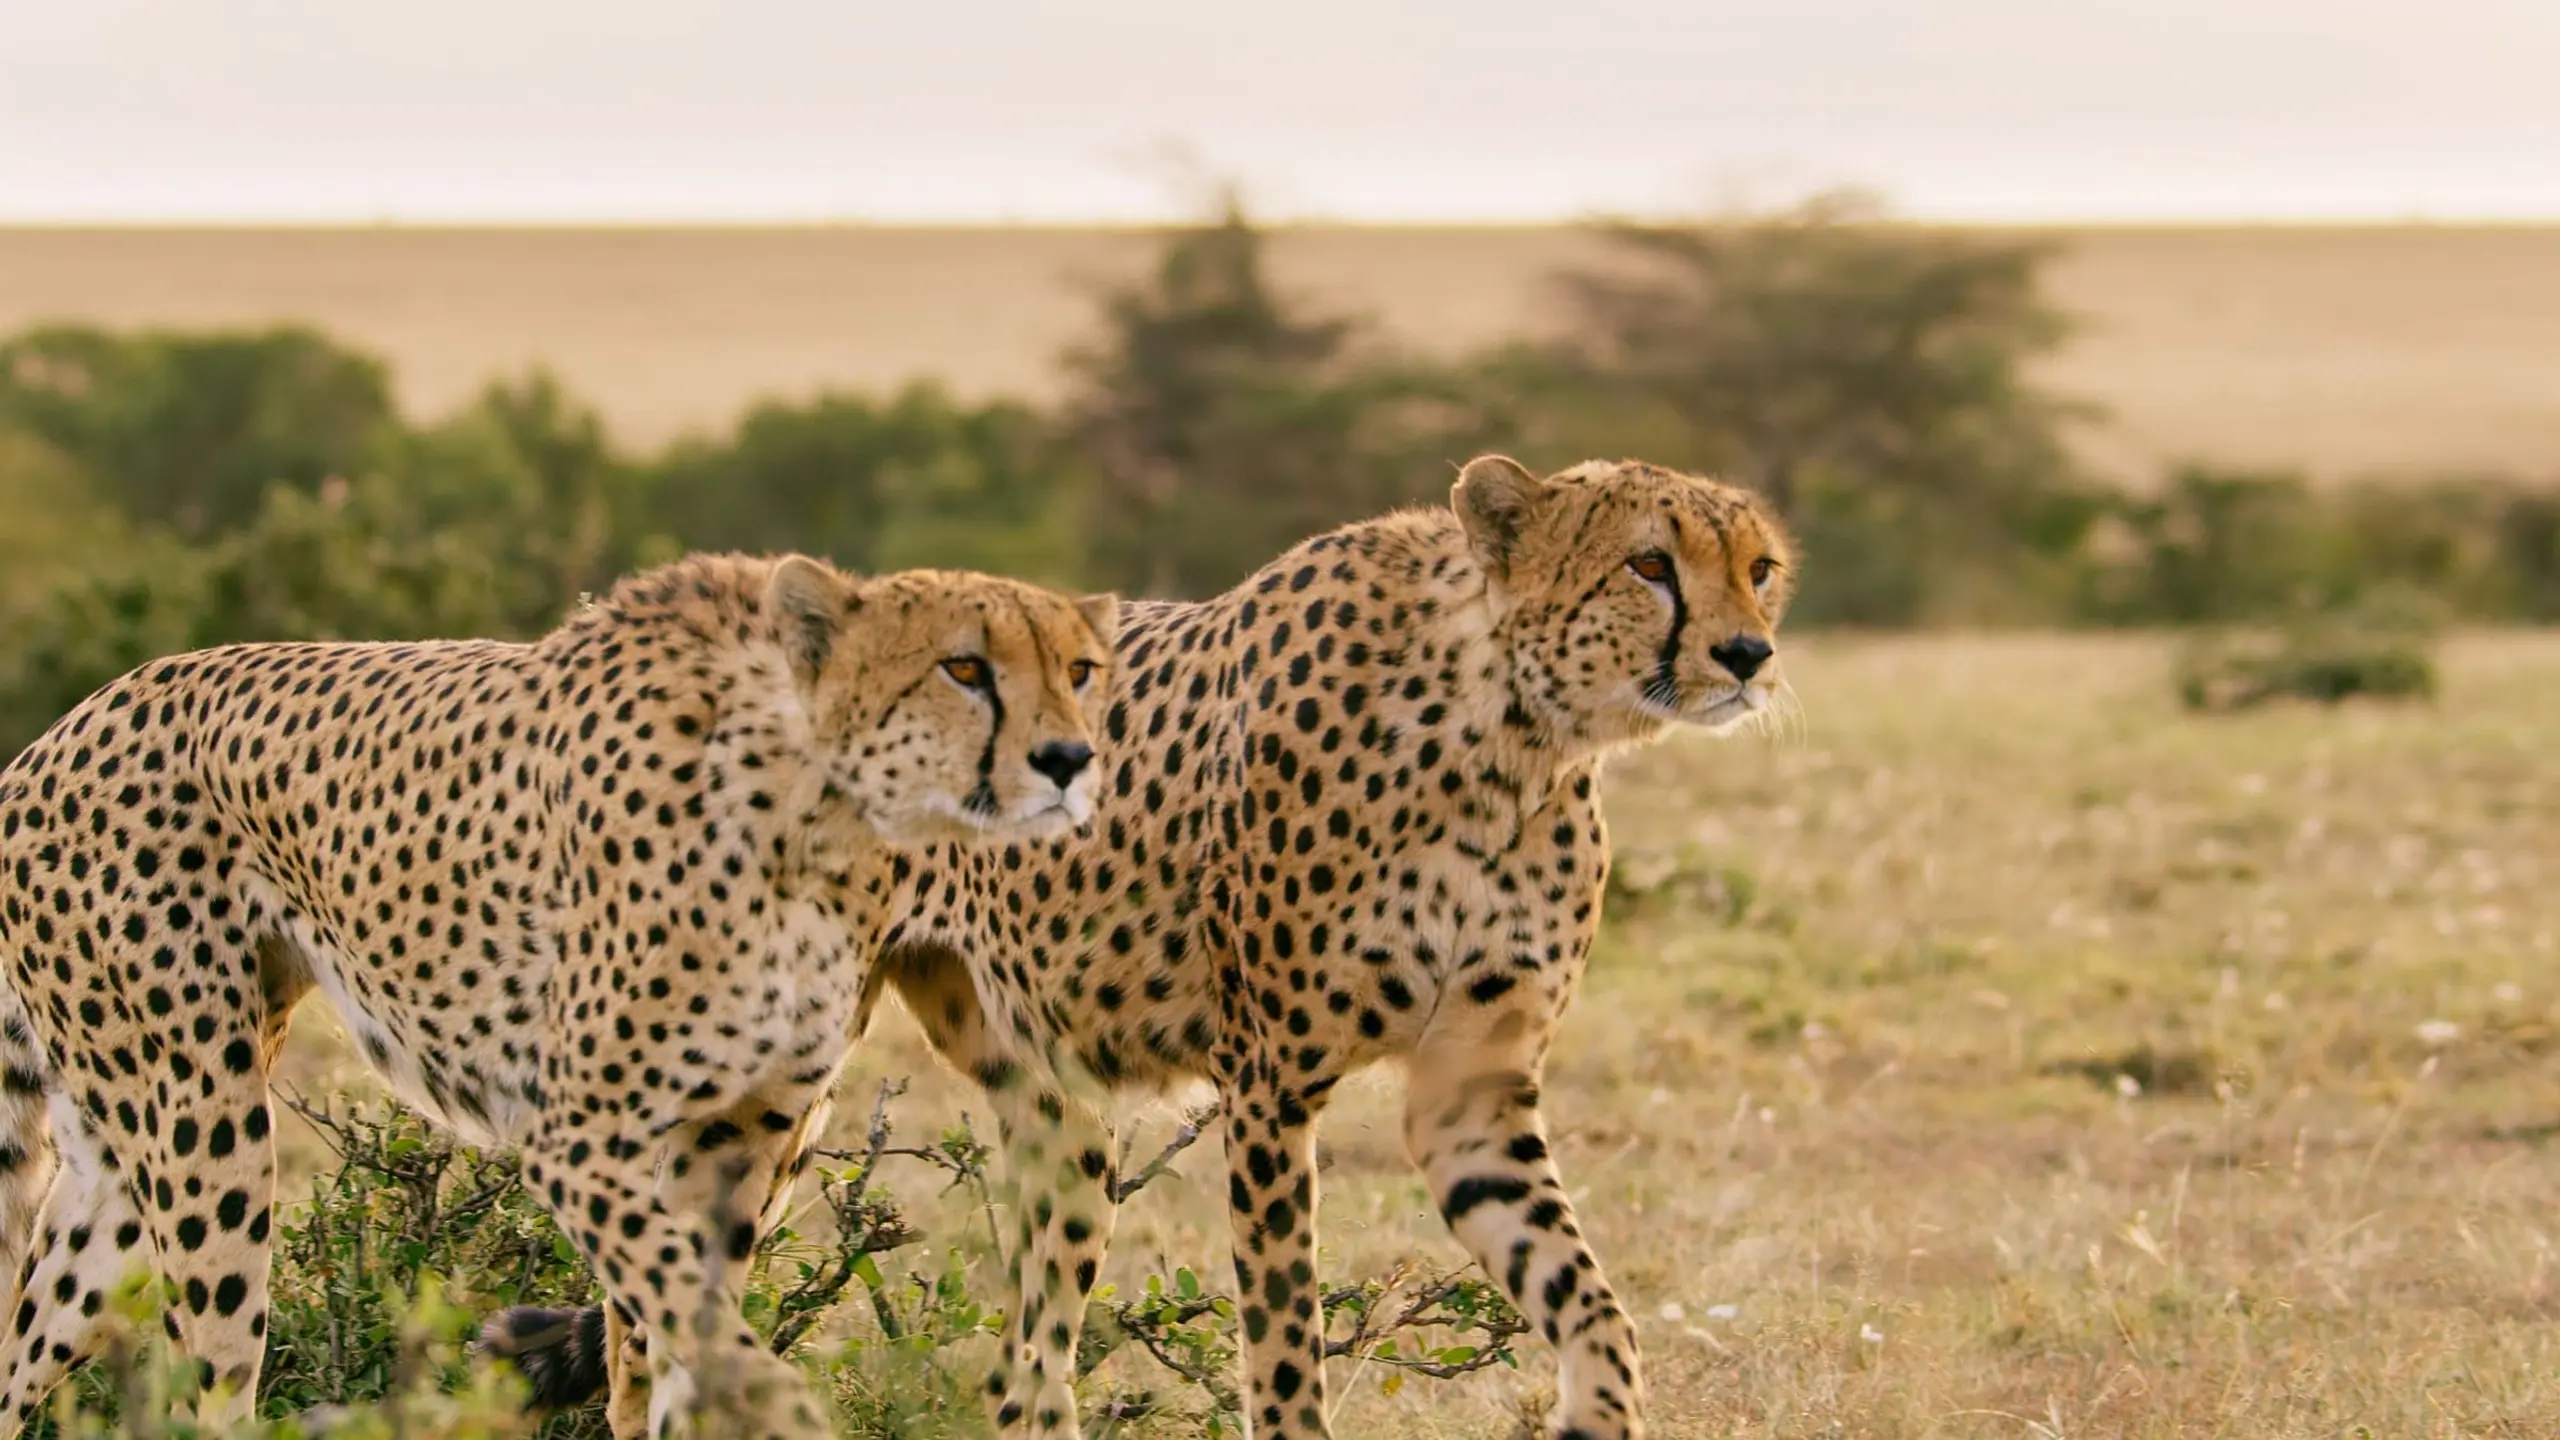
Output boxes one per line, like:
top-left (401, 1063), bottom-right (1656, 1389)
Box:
top-left (12, 217), bottom-right (2556, 1433)
top-left (269, 629), bottom-right (2560, 1438)
top-left (6, 225), bottom-right (2560, 483)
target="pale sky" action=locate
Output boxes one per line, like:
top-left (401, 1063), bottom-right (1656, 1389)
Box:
top-left (2, 0), bottom-right (2552, 223)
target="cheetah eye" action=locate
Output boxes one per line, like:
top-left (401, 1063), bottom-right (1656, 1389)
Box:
top-left (1626, 552), bottom-right (1674, 586)
top-left (1749, 556), bottom-right (1780, 588)
top-left (1068, 659), bottom-right (1100, 688)
top-left (941, 657), bottom-right (992, 689)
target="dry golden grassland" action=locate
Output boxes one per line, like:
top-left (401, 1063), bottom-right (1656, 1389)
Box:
top-left (275, 631), bottom-right (2560, 1437)
top-left (5, 225), bottom-right (2560, 483)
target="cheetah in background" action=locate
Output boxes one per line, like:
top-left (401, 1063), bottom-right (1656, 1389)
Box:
top-left (0, 552), bottom-right (1118, 1437)
top-left (503, 455), bottom-right (1797, 1439)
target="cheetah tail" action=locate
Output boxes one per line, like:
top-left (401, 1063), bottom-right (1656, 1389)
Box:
top-left (0, 999), bottom-right (57, 1302)
top-left (476, 1303), bottom-right (612, 1411)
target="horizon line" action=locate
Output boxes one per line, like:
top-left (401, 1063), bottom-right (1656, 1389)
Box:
top-left (10, 210), bottom-right (2560, 231)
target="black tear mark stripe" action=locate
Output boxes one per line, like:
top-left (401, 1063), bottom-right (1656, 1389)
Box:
top-left (1651, 524), bottom-right (1689, 705)
top-left (969, 606), bottom-right (1005, 815)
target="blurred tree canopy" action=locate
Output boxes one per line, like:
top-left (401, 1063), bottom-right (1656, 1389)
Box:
top-left (1, 192), bottom-right (2554, 760)
top-left (1536, 194), bottom-right (2108, 624)
top-left (1062, 193), bottom-right (1507, 597)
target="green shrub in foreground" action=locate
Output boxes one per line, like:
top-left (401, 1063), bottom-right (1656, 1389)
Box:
top-left (28, 1085), bottom-right (1523, 1438)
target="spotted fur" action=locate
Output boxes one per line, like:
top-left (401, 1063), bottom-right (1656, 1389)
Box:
top-left (505, 456), bottom-right (1796, 1439)
top-left (0, 552), bottom-right (1117, 1438)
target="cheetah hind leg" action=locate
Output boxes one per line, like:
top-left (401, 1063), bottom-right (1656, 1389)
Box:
top-left (3, 1051), bottom-right (285, 1433)
top-left (0, 1002), bottom-right (59, 1314)
top-left (87, 1057), bottom-right (284, 1434)
top-left (0, 1116), bottom-right (160, 1431)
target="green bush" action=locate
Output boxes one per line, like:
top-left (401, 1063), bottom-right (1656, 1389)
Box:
top-left (2174, 588), bottom-right (2442, 713)
top-left (0, 189), bottom-right (2556, 740)
top-left (21, 1084), bottom-right (1523, 1438)
top-left (0, 325), bottom-right (403, 541)
top-left (636, 384), bottom-right (1087, 589)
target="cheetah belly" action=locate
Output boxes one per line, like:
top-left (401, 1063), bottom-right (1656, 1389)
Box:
top-left (259, 896), bottom-right (550, 1152)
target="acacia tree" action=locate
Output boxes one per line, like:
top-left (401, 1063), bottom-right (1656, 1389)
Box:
top-left (1061, 192), bottom-right (1504, 598)
top-left (1548, 192), bottom-right (2104, 623)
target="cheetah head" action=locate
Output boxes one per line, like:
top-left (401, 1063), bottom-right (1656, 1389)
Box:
top-left (1453, 454), bottom-right (1795, 751)
top-left (763, 557), bottom-right (1119, 845)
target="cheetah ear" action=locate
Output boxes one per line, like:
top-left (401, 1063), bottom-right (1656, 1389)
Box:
top-left (766, 555), bottom-right (853, 686)
top-left (1075, 593), bottom-right (1121, 646)
top-left (1452, 454), bottom-right (1551, 577)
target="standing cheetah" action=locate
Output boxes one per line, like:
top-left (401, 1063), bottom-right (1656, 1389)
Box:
top-left (0, 553), bottom-right (1117, 1437)
top-left (502, 456), bottom-right (1795, 1439)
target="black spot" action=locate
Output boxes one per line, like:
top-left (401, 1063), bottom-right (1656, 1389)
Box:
top-left (1442, 1176), bottom-right (1531, 1223)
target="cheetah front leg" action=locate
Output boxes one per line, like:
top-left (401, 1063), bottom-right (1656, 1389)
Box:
top-left (1220, 1052), bottom-right (1331, 1440)
top-left (519, 1100), bottom-right (826, 1440)
top-left (982, 1065), bottom-right (1118, 1438)
top-left (874, 946), bottom-right (1121, 1438)
top-left (1404, 992), bottom-right (1645, 1440)
top-left (594, 1091), bottom-right (842, 1440)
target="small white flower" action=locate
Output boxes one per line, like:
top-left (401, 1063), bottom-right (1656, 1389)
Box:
top-left (1859, 1322), bottom-right (1885, 1343)
top-left (2114, 1073), bottom-right (2142, 1099)
top-left (1705, 1303), bottom-right (1739, 1321)
top-left (2416, 1020), bottom-right (2461, 1047)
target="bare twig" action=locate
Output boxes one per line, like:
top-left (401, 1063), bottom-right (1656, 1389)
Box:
top-left (1113, 1100), bottom-right (1222, 1203)
top-left (1116, 1314), bottom-right (1239, 1413)
top-left (767, 1079), bottom-right (926, 1356)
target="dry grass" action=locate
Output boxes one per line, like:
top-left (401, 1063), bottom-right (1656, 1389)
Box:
top-left (6, 225), bottom-right (2560, 482)
top-left (274, 630), bottom-right (2560, 1436)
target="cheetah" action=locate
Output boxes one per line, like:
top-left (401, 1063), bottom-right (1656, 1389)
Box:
top-left (0, 552), bottom-right (1118, 1438)
top-left (500, 456), bottom-right (1796, 1440)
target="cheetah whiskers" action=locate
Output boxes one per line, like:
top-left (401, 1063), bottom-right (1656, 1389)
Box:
top-left (1639, 673), bottom-right (1684, 716)
top-left (1755, 678), bottom-right (1812, 749)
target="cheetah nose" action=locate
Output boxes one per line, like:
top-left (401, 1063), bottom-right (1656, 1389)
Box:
top-left (1028, 740), bottom-right (1094, 790)
top-left (1709, 634), bottom-right (1774, 682)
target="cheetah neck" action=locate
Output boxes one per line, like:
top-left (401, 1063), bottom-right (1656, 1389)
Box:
top-left (699, 650), bottom-right (894, 897)
top-left (1399, 545), bottom-right (1597, 862)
